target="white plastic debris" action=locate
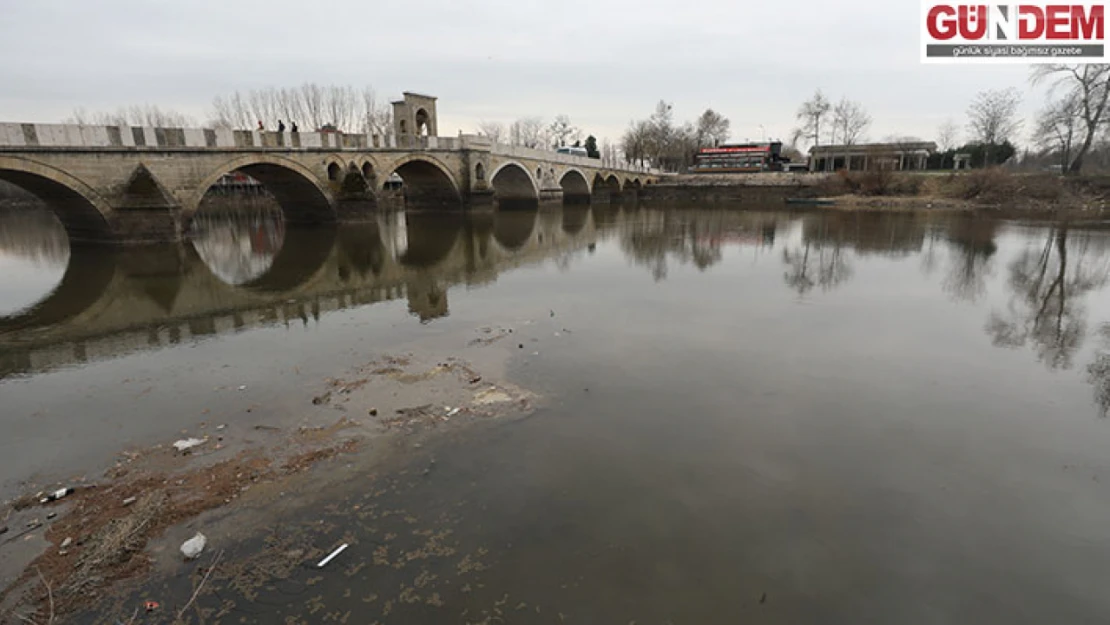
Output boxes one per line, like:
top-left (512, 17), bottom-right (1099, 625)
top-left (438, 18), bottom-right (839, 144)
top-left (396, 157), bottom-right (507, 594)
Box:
top-left (317, 543), bottom-right (349, 568)
top-left (60, 537), bottom-right (72, 549)
top-left (180, 532), bottom-right (207, 560)
top-left (173, 438), bottom-right (206, 452)
top-left (40, 487), bottom-right (74, 504)
top-left (446, 407), bottom-right (461, 417)
top-left (238, 385), bottom-right (247, 391)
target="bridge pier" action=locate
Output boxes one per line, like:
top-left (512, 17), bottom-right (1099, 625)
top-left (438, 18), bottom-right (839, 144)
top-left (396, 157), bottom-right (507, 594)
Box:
top-left (332, 168), bottom-right (379, 220)
top-left (591, 188), bottom-right (622, 205)
top-left (104, 208), bottom-right (186, 243)
top-left (465, 189), bottom-right (496, 211)
top-left (539, 187), bottom-right (564, 203)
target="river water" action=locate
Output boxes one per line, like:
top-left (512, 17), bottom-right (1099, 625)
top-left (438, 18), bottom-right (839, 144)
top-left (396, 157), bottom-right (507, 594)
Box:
top-left (3, 203), bottom-right (1110, 623)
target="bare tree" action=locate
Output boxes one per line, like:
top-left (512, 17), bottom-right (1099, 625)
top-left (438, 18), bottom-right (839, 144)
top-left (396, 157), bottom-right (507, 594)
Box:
top-left (601, 139), bottom-right (620, 167)
top-left (792, 90), bottom-right (832, 149)
top-left (647, 100), bottom-right (675, 162)
top-left (67, 104), bottom-right (195, 127)
top-left (476, 120), bottom-right (506, 144)
top-left (548, 114), bottom-right (578, 148)
top-left (509, 117), bottom-right (545, 148)
top-left (781, 143), bottom-right (805, 162)
top-left (248, 89), bottom-right (279, 129)
top-left (937, 118), bottom-right (960, 152)
top-left (300, 83), bottom-right (326, 131)
top-left (621, 120), bottom-right (652, 167)
top-left (935, 118), bottom-right (960, 168)
top-left (1031, 64), bottom-right (1110, 174)
top-left (210, 92), bottom-right (253, 129)
top-left (967, 88), bottom-right (1023, 165)
top-left (1034, 94), bottom-right (1081, 172)
top-left (276, 87), bottom-right (304, 127)
top-left (695, 109), bottom-right (731, 147)
top-left (360, 88), bottom-right (392, 135)
top-left (325, 85), bottom-right (358, 132)
top-left (830, 98), bottom-right (871, 146)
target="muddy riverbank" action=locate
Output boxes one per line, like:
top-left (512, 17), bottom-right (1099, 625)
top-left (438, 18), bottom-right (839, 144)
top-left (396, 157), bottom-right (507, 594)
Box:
top-left (642, 170), bottom-right (1110, 219)
top-left (0, 336), bottom-right (539, 623)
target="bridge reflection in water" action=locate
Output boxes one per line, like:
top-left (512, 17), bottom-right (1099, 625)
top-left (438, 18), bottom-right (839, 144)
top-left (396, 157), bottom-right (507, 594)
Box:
top-left (0, 203), bottom-right (603, 380)
top-left (1, 204), bottom-right (974, 383)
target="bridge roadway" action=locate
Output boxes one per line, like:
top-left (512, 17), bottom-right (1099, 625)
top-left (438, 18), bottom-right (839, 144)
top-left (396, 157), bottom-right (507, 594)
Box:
top-left (0, 122), bottom-right (658, 243)
top-left (0, 205), bottom-right (606, 380)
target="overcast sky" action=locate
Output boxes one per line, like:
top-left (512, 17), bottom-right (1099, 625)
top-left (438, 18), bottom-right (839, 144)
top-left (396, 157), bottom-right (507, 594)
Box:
top-left (0, 0), bottom-right (1045, 147)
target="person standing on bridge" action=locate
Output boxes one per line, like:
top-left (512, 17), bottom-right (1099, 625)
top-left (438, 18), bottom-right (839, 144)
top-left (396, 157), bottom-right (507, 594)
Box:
top-left (290, 121), bottom-right (298, 133)
top-left (277, 120), bottom-right (286, 133)
top-left (257, 120), bottom-right (264, 131)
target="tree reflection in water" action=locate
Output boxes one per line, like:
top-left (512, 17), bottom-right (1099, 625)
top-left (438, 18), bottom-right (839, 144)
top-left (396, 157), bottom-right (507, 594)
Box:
top-left (0, 206), bottom-right (69, 268)
top-left (986, 227), bottom-right (1110, 370)
top-left (782, 240), bottom-right (852, 295)
top-left (620, 211), bottom-right (773, 281)
top-left (1086, 325), bottom-right (1110, 416)
top-left (941, 218), bottom-right (998, 303)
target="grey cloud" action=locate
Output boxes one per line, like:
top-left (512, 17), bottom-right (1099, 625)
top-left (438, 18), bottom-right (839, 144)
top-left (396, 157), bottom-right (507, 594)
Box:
top-left (0, 0), bottom-right (1043, 144)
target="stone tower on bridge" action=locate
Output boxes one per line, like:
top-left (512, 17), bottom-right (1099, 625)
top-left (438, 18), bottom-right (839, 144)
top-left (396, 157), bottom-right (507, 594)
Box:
top-left (393, 93), bottom-right (438, 137)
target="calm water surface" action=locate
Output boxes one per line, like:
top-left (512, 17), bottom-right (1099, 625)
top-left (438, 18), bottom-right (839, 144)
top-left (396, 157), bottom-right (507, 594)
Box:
top-left (3, 203), bottom-right (1110, 623)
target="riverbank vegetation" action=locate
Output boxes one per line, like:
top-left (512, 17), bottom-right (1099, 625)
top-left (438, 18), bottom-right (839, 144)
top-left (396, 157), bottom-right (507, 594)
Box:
top-left (819, 169), bottom-right (1110, 214)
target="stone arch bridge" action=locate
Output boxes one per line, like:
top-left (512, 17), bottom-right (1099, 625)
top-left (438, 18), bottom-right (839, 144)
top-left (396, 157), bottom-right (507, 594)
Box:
top-left (0, 122), bottom-right (658, 243)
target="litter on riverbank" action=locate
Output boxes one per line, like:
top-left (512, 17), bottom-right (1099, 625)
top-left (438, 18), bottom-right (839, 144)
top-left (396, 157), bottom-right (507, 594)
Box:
top-left (0, 350), bottom-right (537, 622)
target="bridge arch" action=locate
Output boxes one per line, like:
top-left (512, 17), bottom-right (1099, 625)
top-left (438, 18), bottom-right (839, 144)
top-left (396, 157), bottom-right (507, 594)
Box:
top-left (382, 155), bottom-right (462, 210)
top-left (559, 169), bottom-right (591, 204)
top-left (623, 178), bottom-right (642, 191)
top-left (0, 156), bottom-right (114, 241)
top-left (592, 173), bottom-right (622, 203)
top-left (490, 161), bottom-right (540, 206)
top-left (190, 154), bottom-right (337, 226)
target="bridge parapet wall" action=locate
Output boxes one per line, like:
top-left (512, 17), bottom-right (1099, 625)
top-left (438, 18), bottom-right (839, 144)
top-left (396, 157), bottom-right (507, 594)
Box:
top-left (0, 123), bottom-right (652, 178)
top-left (489, 142), bottom-right (659, 175)
top-left (0, 122), bottom-right (472, 153)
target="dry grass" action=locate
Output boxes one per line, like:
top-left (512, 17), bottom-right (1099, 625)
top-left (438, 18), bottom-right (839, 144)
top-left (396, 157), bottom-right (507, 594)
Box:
top-left (0, 444), bottom-right (356, 622)
top-left (816, 168), bottom-right (1108, 212)
top-left (821, 169), bottom-right (923, 197)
